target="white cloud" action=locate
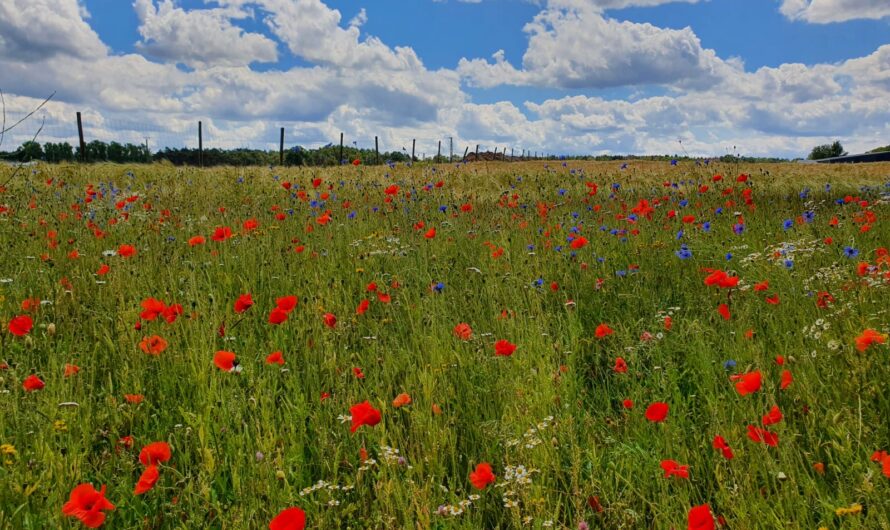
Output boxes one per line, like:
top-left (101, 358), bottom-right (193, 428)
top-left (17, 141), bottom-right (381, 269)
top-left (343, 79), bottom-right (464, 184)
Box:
top-left (133, 0), bottom-right (278, 67)
top-left (459, 5), bottom-right (736, 89)
top-left (0, 0), bottom-right (107, 61)
top-left (779, 0), bottom-right (890, 23)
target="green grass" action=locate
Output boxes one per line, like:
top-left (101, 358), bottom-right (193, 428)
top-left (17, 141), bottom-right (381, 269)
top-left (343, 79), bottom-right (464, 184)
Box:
top-left (0, 160), bottom-right (888, 529)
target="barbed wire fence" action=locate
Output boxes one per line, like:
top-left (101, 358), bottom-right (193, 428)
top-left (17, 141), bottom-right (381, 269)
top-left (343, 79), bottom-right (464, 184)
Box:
top-left (1, 106), bottom-right (556, 166)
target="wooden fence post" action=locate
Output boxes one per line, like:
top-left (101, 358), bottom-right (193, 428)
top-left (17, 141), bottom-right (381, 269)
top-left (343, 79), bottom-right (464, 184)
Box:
top-left (411, 139), bottom-right (415, 162)
top-left (279, 127), bottom-right (285, 166)
top-left (339, 132), bottom-right (344, 165)
top-left (375, 136), bottom-right (379, 165)
top-left (198, 121), bottom-right (203, 167)
top-left (76, 112), bottom-right (86, 162)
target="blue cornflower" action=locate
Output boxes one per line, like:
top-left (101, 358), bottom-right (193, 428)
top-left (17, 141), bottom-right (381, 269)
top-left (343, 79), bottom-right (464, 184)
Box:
top-left (784, 259), bottom-right (794, 269)
top-left (803, 211), bottom-right (815, 223)
top-left (723, 359), bottom-right (737, 370)
top-left (675, 245), bottom-right (692, 259)
top-left (844, 246), bottom-right (859, 258)
top-left (783, 219), bottom-right (794, 230)
top-left (733, 223), bottom-right (744, 234)
top-left (702, 221), bottom-right (711, 233)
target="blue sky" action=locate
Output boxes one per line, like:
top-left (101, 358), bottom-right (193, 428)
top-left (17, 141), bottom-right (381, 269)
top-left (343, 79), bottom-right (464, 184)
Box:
top-left (2, 0), bottom-right (889, 157)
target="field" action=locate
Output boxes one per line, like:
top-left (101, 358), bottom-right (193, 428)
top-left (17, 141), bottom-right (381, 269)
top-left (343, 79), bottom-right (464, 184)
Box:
top-left (0, 160), bottom-right (888, 529)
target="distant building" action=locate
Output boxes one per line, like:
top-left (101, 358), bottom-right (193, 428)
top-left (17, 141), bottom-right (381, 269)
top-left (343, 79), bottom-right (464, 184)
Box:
top-left (816, 151), bottom-right (890, 163)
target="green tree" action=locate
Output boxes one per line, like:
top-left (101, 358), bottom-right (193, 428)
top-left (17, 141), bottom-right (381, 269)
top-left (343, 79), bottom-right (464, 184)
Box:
top-left (808, 141), bottom-right (845, 160)
top-left (16, 140), bottom-right (44, 162)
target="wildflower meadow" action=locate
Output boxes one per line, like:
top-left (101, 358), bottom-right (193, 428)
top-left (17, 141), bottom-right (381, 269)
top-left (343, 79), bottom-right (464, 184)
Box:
top-left (1, 160), bottom-right (888, 529)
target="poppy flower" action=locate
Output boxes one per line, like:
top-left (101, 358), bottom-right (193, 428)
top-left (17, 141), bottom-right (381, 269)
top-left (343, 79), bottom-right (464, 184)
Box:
top-left (469, 462), bottom-right (496, 489)
top-left (747, 425), bottom-right (779, 447)
top-left (712, 435), bottom-right (734, 460)
top-left (161, 304), bottom-right (183, 324)
top-left (97, 264), bottom-right (110, 275)
top-left (188, 235), bottom-right (205, 247)
top-left (352, 367), bottom-right (365, 379)
top-left (8, 315), bottom-right (33, 336)
top-left (688, 504), bottom-right (714, 530)
top-left (64, 363), bottom-right (80, 377)
top-left (268, 307), bottom-right (289, 325)
top-left (424, 227), bottom-right (436, 239)
top-left (276, 295), bottom-right (298, 313)
top-left (356, 299), bottom-right (370, 315)
top-left (266, 351), bottom-right (285, 365)
top-left (762, 405), bottom-right (782, 426)
top-left (645, 402), bottom-right (669, 422)
top-left (779, 369), bottom-right (793, 390)
top-left (242, 218), bottom-right (259, 232)
top-left (731, 371), bottom-right (762, 396)
top-left (139, 441), bottom-right (172, 466)
top-left (494, 339), bottom-right (516, 357)
top-left (22, 374), bottom-right (45, 392)
top-left (377, 292), bottom-right (392, 303)
top-left (660, 460), bottom-right (689, 478)
top-left (664, 316), bottom-right (672, 330)
top-left (234, 294), bottom-right (254, 313)
top-left (717, 303), bottom-right (731, 321)
top-left (117, 244), bottom-right (136, 258)
top-left (139, 298), bottom-right (166, 321)
top-left (124, 394), bottom-right (144, 404)
top-left (349, 401), bottom-right (381, 433)
top-left (139, 335), bottom-right (168, 355)
top-left (855, 329), bottom-right (886, 352)
top-left (214, 351), bottom-right (237, 372)
top-left (392, 393), bottom-right (412, 408)
top-left (595, 323), bottom-right (614, 338)
top-left (622, 399), bottom-right (634, 409)
top-left (753, 280), bottom-right (769, 291)
top-left (322, 312), bottom-right (337, 328)
top-left (134, 465), bottom-right (160, 495)
top-left (704, 270), bottom-right (739, 289)
top-left (270, 506), bottom-right (306, 530)
top-left (62, 483), bottom-right (115, 528)
top-left (570, 236), bottom-right (588, 249)
top-left (211, 226), bottom-right (233, 241)
top-left (384, 185), bottom-right (399, 195)
top-left (613, 357), bottom-right (628, 373)
top-left (454, 323), bottom-right (472, 340)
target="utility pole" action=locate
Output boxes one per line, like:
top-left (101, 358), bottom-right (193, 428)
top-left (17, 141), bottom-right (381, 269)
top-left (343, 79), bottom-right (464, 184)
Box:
top-left (76, 112), bottom-right (86, 162)
top-left (449, 137), bottom-right (453, 163)
top-left (198, 121), bottom-right (203, 167)
top-left (144, 136), bottom-right (151, 162)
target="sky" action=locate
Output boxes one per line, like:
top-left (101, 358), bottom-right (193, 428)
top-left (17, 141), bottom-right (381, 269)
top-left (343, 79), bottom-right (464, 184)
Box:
top-left (0, 0), bottom-right (888, 158)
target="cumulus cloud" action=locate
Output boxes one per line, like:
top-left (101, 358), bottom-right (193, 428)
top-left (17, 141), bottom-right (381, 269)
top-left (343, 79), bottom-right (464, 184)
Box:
top-left (779, 0), bottom-right (890, 23)
top-left (133, 0), bottom-right (278, 67)
top-left (0, 0), bottom-right (107, 61)
top-left (459, 5), bottom-right (736, 89)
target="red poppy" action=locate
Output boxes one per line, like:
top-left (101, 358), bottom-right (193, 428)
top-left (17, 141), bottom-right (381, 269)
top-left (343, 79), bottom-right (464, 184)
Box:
top-left (645, 402), bottom-right (669, 422)
top-left (214, 351), bottom-right (237, 372)
top-left (424, 227), bottom-right (436, 239)
top-left (660, 460), bottom-right (689, 479)
top-left (779, 369), bottom-right (793, 390)
top-left (613, 357), bottom-right (628, 373)
top-left (270, 506), bottom-right (306, 530)
top-left (494, 339), bottom-right (516, 356)
top-left (349, 401), bottom-right (381, 433)
top-left (266, 351), bottom-right (285, 365)
top-left (712, 435), bottom-right (734, 460)
top-left (664, 316), bottom-right (672, 330)
top-left (765, 295), bottom-right (780, 305)
top-left (352, 159), bottom-right (361, 166)
top-left (717, 303), bottom-right (731, 321)
top-left (384, 185), bottom-right (399, 195)
top-left (855, 329), bottom-right (886, 352)
top-left (65, 363), bottom-right (80, 377)
top-left (322, 312), bottom-right (337, 328)
top-left (188, 235), bottom-right (206, 247)
top-left (762, 405), bottom-right (782, 426)
top-left (747, 424), bottom-right (778, 447)
top-left (139, 335), bottom-right (168, 355)
top-left (352, 367), bottom-right (365, 379)
top-left (117, 244), bottom-right (136, 258)
top-left (570, 236), bottom-right (588, 249)
top-left (454, 323), bottom-right (472, 340)
top-left (469, 462), bottom-right (496, 489)
top-left (731, 371), bottom-right (762, 396)
top-left (8, 315), bottom-right (33, 336)
top-left (595, 323), bottom-right (614, 338)
top-left (688, 504), bottom-right (714, 530)
top-left (622, 399), bottom-right (634, 409)
top-left (134, 465), bottom-right (160, 495)
top-left (62, 483), bottom-right (115, 528)
top-left (139, 441), bottom-right (172, 466)
top-left (97, 264), bottom-right (110, 275)
top-left (392, 393), bottom-right (412, 408)
top-left (356, 299), bottom-right (370, 315)
top-left (234, 294), bottom-right (254, 313)
top-left (212, 226), bottom-right (233, 241)
top-left (703, 270), bottom-right (739, 289)
top-left (268, 307), bottom-right (289, 325)
top-left (23, 374), bottom-right (45, 392)
top-left (243, 218), bottom-right (259, 232)
top-left (139, 298), bottom-right (166, 321)
top-left (161, 304), bottom-right (183, 324)
top-left (276, 295), bottom-right (298, 313)
top-left (753, 280), bottom-right (769, 291)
